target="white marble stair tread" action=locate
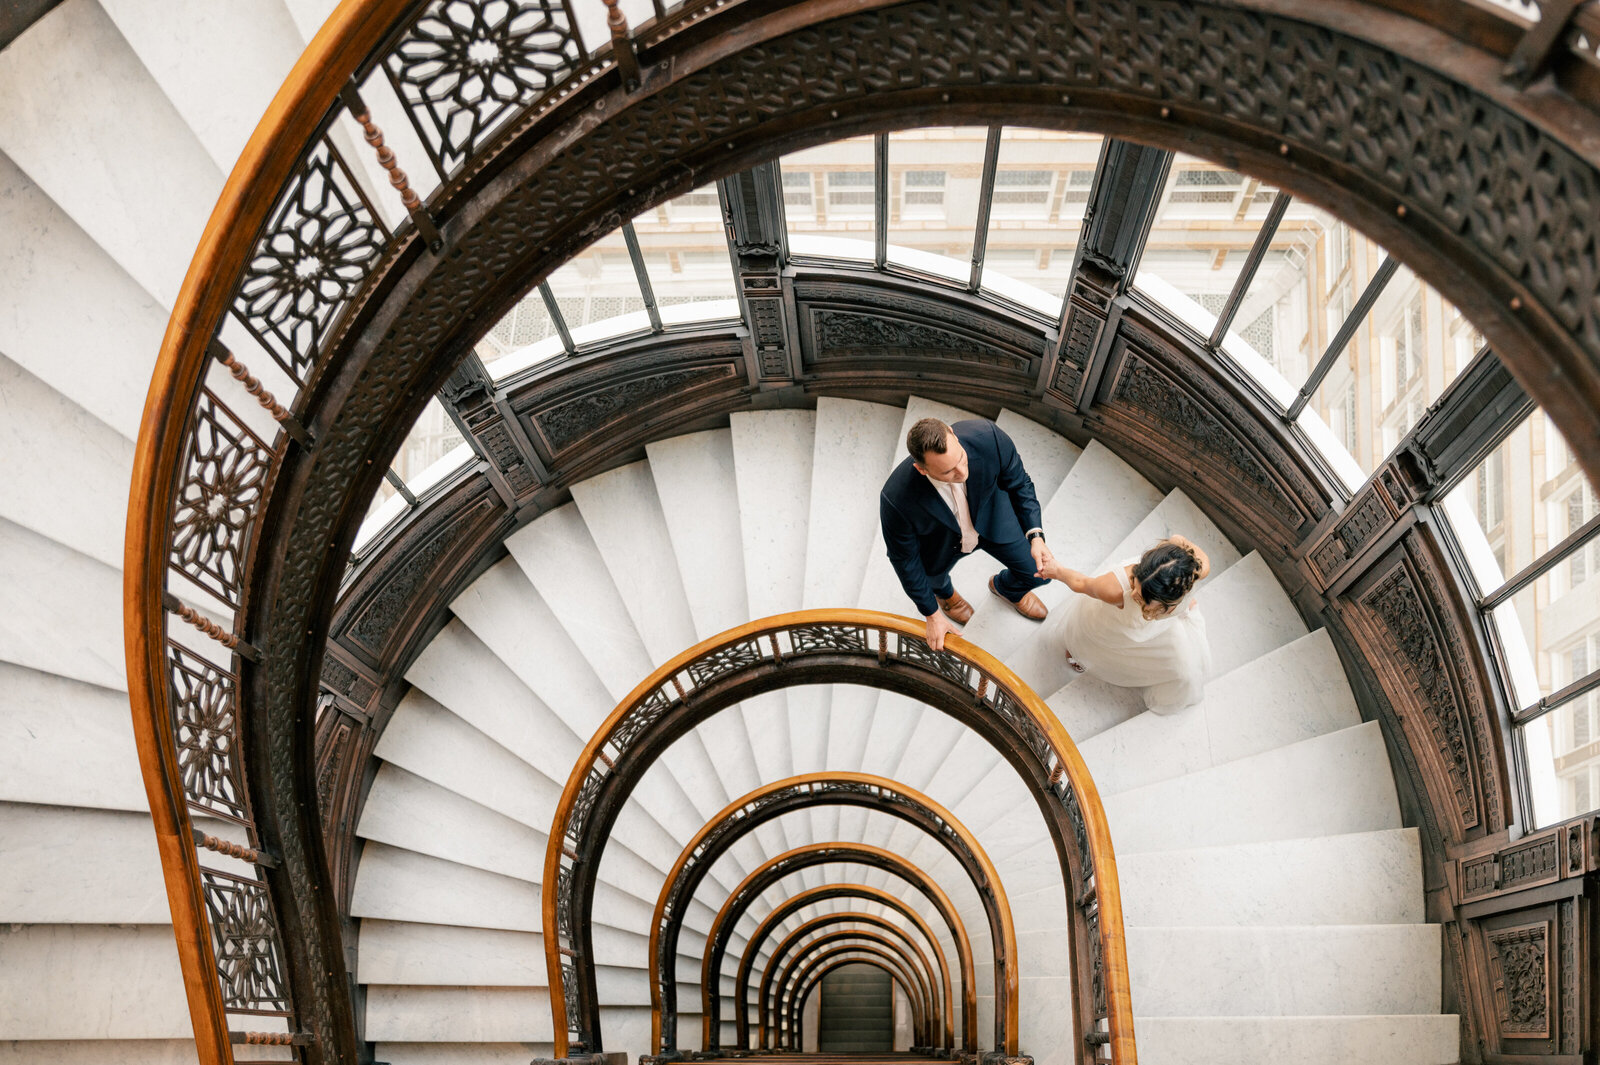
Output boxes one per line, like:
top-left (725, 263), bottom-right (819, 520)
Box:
top-left (358, 919), bottom-right (544, 986)
top-left (804, 397), bottom-right (904, 608)
top-left (0, 153), bottom-right (168, 440)
top-left (0, 519), bottom-right (125, 691)
top-left (647, 428), bottom-right (749, 637)
top-left (98, 0), bottom-right (308, 173)
top-left (351, 843), bottom-right (540, 932)
top-left (0, 354), bottom-right (134, 569)
top-left (0, 663), bottom-right (145, 811)
top-left (995, 409), bottom-right (1082, 500)
top-left (1127, 924), bottom-right (1441, 1016)
top-left (448, 556), bottom-right (619, 739)
top-left (1192, 550), bottom-right (1306, 678)
top-left (571, 459), bottom-right (699, 665)
top-left (359, 764), bottom-right (547, 884)
top-left (503, 502), bottom-right (653, 701)
top-left (1075, 629), bottom-right (1362, 795)
top-left (0, 803), bottom-right (168, 923)
top-left (1090, 486), bottom-right (1242, 577)
top-left (1133, 1014), bottom-right (1460, 1065)
top-left (0, 925), bottom-right (191, 1039)
top-left (730, 409), bottom-right (815, 617)
top-left (375, 1043), bottom-right (558, 1065)
top-left (1116, 828), bottom-right (1424, 926)
top-left (364, 986), bottom-right (553, 1043)
top-left (960, 441), bottom-right (1163, 658)
top-left (1103, 720), bottom-right (1401, 854)
top-left (0, 1041), bottom-right (283, 1065)
top-left (0, 0), bottom-right (223, 308)
top-left (1043, 674), bottom-right (1147, 746)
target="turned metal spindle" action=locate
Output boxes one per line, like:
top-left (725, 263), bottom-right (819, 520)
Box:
top-left (164, 592), bottom-right (261, 661)
top-left (208, 342), bottom-right (312, 446)
top-left (352, 108), bottom-right (421, 212)
top-left (230, 1031), bottom-right (307, 1046)
top-left (197, 833), bottom-right (259, 863)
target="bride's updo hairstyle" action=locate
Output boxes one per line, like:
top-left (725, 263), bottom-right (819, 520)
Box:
top-left (1132, 541), bottom-right (1202, 611)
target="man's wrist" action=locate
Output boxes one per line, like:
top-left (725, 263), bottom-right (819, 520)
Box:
top-left (1026, 528), bottom-right (1045, 542)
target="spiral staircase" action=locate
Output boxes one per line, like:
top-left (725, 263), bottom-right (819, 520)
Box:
top-left (0, 3), bottom-right (1478, 1065)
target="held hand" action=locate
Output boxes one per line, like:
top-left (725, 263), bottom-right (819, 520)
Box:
top-left (925, 611), bottom-right (956, 652)
top-left (1030, 537), bottom-right (1056, 578)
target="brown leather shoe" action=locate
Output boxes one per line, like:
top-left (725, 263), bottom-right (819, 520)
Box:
top-left (989, 577), bottom-right (1048, 621)
top-left (937, 589), bottom-right (974, 624)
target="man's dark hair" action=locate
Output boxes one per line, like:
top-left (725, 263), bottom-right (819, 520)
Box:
top-left (907, 418), bottom-right (953, 463)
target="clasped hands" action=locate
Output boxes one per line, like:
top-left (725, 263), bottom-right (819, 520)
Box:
top-left (923, 537), bottom-right (1058, 651)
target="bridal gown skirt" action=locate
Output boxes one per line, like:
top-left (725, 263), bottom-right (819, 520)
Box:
top-left (1054, 572), bottom-right (1213, 714)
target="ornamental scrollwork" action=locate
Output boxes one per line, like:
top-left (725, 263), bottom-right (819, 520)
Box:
top-left (894, 636), bottom-right (972, 689)
top-left (199, 869), bottom-right (292, 1015)
top-left (384, 0), bottom-right (586, 175)
top-left (168, 643), bottom-right (248, 822)
top-left (788, 623), bottom-right (868, 654)
top-left (685, 638), bottom-right (767, 688)
top-left (232, 140), bottom-right (385, 386)
top-left (170, 390), bottom-right (272, 608)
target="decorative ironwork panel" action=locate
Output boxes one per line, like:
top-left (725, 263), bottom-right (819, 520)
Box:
top-left (607, 683), bottom-right (674, 756)
top-left (566, 767), bottom-right (606, 843)
top-left (787, 623), bottom-right (867, 654)
top-left (170, 389), bottom-right (272, 608)
top-left (1059, 782), bottom-right (1092, 884)
top-left (168, 642), bottom-right (249, 822)
top-left (556, 863), bottom-right (576, 943)
top-left (560, 959), bottom-right (582, 1035)
top-left (685, 637), bottom-right (767, 688)
top-left (893, 636), bottom-right (971, 689)
top-left (233, 140), bottom-right (386, 386)
top-left (199, 869), bottom-right (292, 1015)
top-left (384, 0), bottom-right (586, 175)
top-left (990, 686), bottom-right (1054, 768)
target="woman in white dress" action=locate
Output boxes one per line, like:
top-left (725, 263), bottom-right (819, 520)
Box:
top-left (1035, 535), bottom-right (1213, 714)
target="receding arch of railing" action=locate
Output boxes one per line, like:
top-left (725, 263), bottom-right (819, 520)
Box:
top-left (642, 771), bottom-right (1008, 1055)
top-left (737, 884), bottom-right (954, 1051)
top-left (765, 925), bottom-right (938, 1049)
top-left (545, 611), bottom-right (1129, 1061)
top-left (790, 955), bottom-right (923, 1054)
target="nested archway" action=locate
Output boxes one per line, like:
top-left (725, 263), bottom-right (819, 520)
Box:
top-left (758, 915), bottom-right (944, 1049)
top-left (546, 612), bottom-right (1127, 1059)
top-left (793, 956), bottom-right (922, 1054)
top-left (642, 771), bottom-right (1010, 1054)
top-left (770, 931), bottom-right (936, 1048)
top-left (737, 883), bottom-right (954, 1051)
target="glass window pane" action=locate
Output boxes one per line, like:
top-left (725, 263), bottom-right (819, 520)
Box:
top-left (1491, 520), bottom-right (1600, 709)
top-left (781, 137), bottom-right (876, 262)
top-left (979, 128), bottom-right (1103, 314)
top-left (1298, 263), bottom-right (1475, 481)
top-left (1521, 681), bottom-right (1600, 827)
top-left (884, 127), bottom-right (986, 284)
top-left (543, 226), bottom-right (650, 348)
top-left (1133, 154), bottom-right (1282, 344)
top-left (637, 184), bottom-right (741, 326)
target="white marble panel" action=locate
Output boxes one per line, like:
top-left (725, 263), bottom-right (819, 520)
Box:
top-left (364, 985), bottom-right (553, 1042)
top-left (504, 502), bottom-right (652, 701)
top-left (1041, 674), bottom-right (1144, 744)
top-left (358, 763), bottom-right (546, 883)
top-left (0, 518), bottom-right (124, 691)
top-left (0, 925), bottom-right (190, 1038)
top-left (995, 409), bottom-right (1081, 504)
top-left (805, 397), bottom-right (904, 608)
top-left (0, 352), bottom-right (133, 569)
top-left (1193, 550), bottom-right (1306, 678)
top-left (595, 964), bottom-right (651, 1005)
top-left (1134, 1015), bottom-right (1459, 1065)
top-left (1127, 924), bottom-right (1441, 1015)
top-left (0, 0), bottom-right (223, 307)
top-left (358, 920), bottom-right (544, 986)
top-left (730, 408), bottom-right (815, 617)
top-left (0, 803), bottom-right (167, 922)
top-left (0, 662), bottom-right (144, 810)
top-left (571, 459), bottom-right (698, 665)
top-left (350, 843), bottom-right (540, 932)
top-left (1117, 828), bottom-right (1424, 926)
top-left (1103, 721), bottom-right (1401, 854)
top-left (647, 427), bottom-right (749, 637)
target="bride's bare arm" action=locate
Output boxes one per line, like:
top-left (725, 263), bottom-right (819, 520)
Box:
top-left (1168, 533), bottom-right (1211, 579)
top-left (1038, 560), bottom-right (1125, 606)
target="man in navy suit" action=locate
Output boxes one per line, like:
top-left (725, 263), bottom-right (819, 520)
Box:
top-left (880, 417), bottom-right (1055, 650)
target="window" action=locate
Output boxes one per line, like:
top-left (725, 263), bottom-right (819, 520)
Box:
top-left (992, 169), bottom-right (1054, 219)
top-left (783, 169), bottom-right (815, 221)
top-left (1563, 483), bottom-right (1599, 588)
top-left (901, 170), bottom-right (946, 217)
top-left (886, 128), bottom-right (985, 284)
top-left (826, 171), bottom-right (875, 216)
top-left (666, 185), bottom-right (722, 222)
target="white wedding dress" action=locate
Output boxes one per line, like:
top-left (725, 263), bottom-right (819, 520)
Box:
top-left (1056, 557), bottom-right (1212, 714)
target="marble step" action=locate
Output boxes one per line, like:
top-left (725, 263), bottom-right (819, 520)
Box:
top-left (0, 663), bottom-right (145, 811)
top-left (375, 1044), bottom-right (557, 1065)
top-left (646, 427), bottom-right (749, 638)
top-left (0, 353), bottom-right (134, 569)
top-left (731, 408), bottom-right (816, 618)
top-left (1127, 924), bottom-right (1441, 1016)
top-left (358, 919), bottom-right (544, 986)
top-left (1103, 720), bottom-right (1401, 854)
top-left (993, 409), bottom-right (1082, 501)
top-left (958, 441), bottom-right (1163, 658)
top-left (350, 842), bottom-right (541, 933)
top-left (0, 1041), bottom-right (278, 1065)
top-left (1116, 828), bottom-right (1424, 927)
top-left (0, 518), bottom-right (125, 692)
top-left (571, 458), bottom-right (698, 666)
top-left (0, 803), bottom-right (168, 923)
top-left (1134, 1014), bottom-right (1460, 1065)
top-left (805, 397), bottom-right (905, 610)
top-left (1076, 628), bottom-right (1362, 795)
top-left (0, 152), bottom-right (167, 439)
top-left (364, 985), bottom-right (553, 1044)
top-left (0, 925), bottom-right (191, 1039)
top-left (0, 1), bottom-right (223, 308)
top-left (98, 0), bottom-right (308, 173)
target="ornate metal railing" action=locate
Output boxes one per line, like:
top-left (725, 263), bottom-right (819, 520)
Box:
top-left (544, 610), bottom-right (1136, 1065)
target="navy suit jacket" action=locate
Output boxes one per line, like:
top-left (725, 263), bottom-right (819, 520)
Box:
top-left (879, 419), bottom-right (1043, 616)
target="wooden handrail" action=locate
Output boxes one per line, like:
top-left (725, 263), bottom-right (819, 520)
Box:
top-left (545, 608), bottom-right (1135, 1063)
top-left (124, 2), bottom-right (418, 1061)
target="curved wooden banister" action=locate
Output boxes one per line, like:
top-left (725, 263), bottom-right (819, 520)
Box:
top-left (545, 609), bottom-right (1135, 1063)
